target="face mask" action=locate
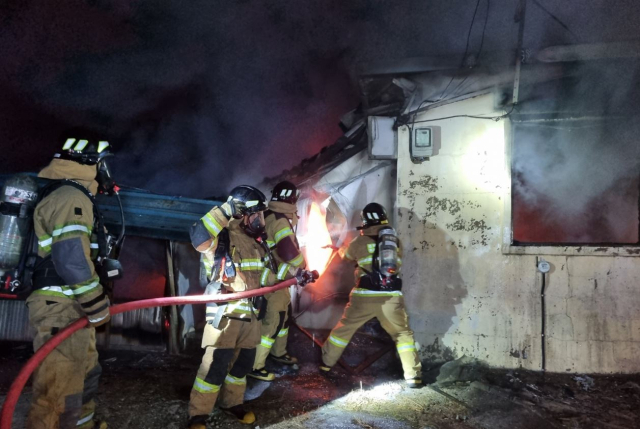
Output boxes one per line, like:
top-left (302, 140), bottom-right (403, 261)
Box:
top-left (96, 158), bottom-right (117, 195)
top-left (243, 212), bottom-right (265, 237)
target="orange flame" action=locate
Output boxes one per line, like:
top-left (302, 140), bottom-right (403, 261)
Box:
top-left (301, 201), bottom-right (333, 275)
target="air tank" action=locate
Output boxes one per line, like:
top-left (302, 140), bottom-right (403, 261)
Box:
top-left (0, 175), bottom-right (39, 273)
top-left (377, 227), bottom-right (399, 278)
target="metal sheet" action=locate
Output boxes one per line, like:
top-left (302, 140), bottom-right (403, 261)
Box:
top-left (0, 299), bottom-right (32, 341)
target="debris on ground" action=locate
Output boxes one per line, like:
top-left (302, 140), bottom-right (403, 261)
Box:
top-left (573, 375), bottom-right (595, 391)
top-left (2, 329), bottom-right (640, 428)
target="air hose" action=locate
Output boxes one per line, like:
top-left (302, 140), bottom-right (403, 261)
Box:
top-left (0, 278), bottom-right (297, 428)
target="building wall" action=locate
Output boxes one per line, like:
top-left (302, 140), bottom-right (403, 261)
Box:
top-left (396, 93), bottom-right (640, 373)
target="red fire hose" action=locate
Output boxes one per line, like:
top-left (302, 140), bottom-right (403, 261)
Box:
top-left (0, 278), bottom-right (298, 429)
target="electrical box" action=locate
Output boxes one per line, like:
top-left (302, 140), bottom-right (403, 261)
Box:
top-left (367, 116), bottom-right (397, 160)
top-left (411, 127), bottom-right (434, 162)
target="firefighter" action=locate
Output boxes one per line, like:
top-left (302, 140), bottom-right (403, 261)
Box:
top-left (248, 181), bottom-right (306, 381)
top-left (320, 203), bottom-right (422, 388)
top-left (188, 185), bottom-right (316, 427)
top-left (27, 134), bottom-right (115, 429)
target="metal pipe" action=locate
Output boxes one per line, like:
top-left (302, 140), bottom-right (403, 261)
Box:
top-left (537, 256), bottom-right (547, 372)
top-left (512, 0), bottom-right (527, 106)
top-left (165, 241), bottom-right (180, 355)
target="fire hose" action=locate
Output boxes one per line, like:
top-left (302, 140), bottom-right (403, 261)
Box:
top-left (0, 278), bottom-right (298, 429)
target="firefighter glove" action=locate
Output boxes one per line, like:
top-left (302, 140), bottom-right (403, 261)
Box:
top-left (295, 269), bottom-right (319, 286)
top-left (220, 201), bottom-right (237, 220)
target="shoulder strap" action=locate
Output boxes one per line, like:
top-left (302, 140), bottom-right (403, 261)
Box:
top-left (39, 179), bottom-right (109, 258)
top-left (372, 236), bottom-right (381, 274)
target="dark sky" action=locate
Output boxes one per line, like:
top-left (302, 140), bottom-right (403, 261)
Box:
top-left (1, 0), bottom-right (639, 197)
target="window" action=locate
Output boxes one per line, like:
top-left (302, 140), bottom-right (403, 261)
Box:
top-left (511, 116), bottom-right (639, 245)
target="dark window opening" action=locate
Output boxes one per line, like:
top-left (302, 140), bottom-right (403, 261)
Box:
top-left (511, 116), bottom-right (639, 246)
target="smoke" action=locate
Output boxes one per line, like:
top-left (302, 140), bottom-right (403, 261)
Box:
top-left (0, 1), bottom-right (499, 195)
top-left (2, 1), bottom-right (640, 199)
top-left (512, 60), bottom-right (640, 243)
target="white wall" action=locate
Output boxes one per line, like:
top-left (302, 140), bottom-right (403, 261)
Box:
top-left (396, 93), bottom-right (640, 373)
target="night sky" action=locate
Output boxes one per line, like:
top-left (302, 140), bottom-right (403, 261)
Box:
top-left (2, 0), bottom-right (639, 197)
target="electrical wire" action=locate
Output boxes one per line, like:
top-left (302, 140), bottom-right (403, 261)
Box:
top-left (114, 190), bottom-right (126, 253)
top-left (438, 0), bottom-right (482, 101)
top-left (532, 0), bottom-right (579, 41)
top-left (477, 0), bottom-right (490, 62)
top-left (405, 103), bottom-right (516, 126)
top-left (447, 0), bottom-right (491, 99)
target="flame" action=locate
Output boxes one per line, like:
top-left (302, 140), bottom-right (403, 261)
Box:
top-left (300, 201), bottom-right (333, 275)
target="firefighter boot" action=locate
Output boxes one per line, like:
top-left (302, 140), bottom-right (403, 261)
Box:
top-left (406, 377), bottom-right (423, 388)
top-left (187, 414), bottom-right (208, 429)
top-left (319, 364), bottom-right (332, 375)
top-left (248, 367), bottom-right (275, 381)
top-left (220, 405), bottom-right (256, 424)
top-left (270, 353), bottom-right (298, 365)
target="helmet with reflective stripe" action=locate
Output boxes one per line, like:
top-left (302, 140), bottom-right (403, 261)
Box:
top-left (229, 185), bottom-right (268, 216)
top-left (54, 128), bottom-right (113, 165)
top-left (361, 202), bottom-right (388, 227)
top-left (271, 181), bottom-right (299, 204)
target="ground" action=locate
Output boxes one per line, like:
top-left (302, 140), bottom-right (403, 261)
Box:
top-left (2, 326), bottom-right (640, 429)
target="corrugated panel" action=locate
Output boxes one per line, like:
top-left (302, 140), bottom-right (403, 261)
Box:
top-left (96, 190), bottom-right (221, 242)
top-left (0, 299), bottom-right (32, 341)
top-left (0, 300), bottom-right (162, 342)
top-left (110, 307), bottom-right (162, 334)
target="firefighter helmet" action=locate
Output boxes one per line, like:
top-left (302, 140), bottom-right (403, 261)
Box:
top-left (271, 181), bottom-right (300, 204)
top-left (361, 202), bottom-right (389, 227)
top-left (228, 185), bottom-right (268, 216)
top-left (54, 129), bottom-right (113, 165)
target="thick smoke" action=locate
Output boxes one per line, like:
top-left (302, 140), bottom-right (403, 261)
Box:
top-left (1, 1), bottom-right (640, 199)
top-left (512, 60), bottom-right (640, 243)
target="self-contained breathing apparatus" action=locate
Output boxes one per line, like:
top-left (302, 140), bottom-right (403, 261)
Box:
top-left (359, 227), bottom-right (402, 291)
top-left (0, 175), bottom-right (125, 298)
top-left (0, 175), bottom-right (39, 295)
top-left (204, 230), bottom-right (274, 328)
top-left (31, 180), bottom-right (124, 289)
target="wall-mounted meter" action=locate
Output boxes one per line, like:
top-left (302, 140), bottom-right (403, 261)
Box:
top-left (411, 127), bottom-right (434, 163)
top-left (538, 260), bottom-right (551, 273)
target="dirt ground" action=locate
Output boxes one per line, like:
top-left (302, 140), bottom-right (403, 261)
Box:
top-left (2, 326), bottom-right (640, 429)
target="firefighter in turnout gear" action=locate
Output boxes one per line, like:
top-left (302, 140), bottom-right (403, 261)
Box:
top-left (320, 203), bottom-right (422, 388)
top-left (249, 181), bottom-right (306, 381)
top-left (188, 185), bottom-right (276, 427)
top-left (27, 134), bottom-right (114, 429)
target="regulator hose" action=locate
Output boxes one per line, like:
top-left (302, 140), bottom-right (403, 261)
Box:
top-left (0, 278), bottom-right (297, 428)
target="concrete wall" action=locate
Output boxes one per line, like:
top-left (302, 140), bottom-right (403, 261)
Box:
top-left (396, 93), bottom-right (640, 373)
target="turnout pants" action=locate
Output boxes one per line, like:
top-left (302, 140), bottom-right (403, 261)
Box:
top-left (189, 315), bottom-right (260, 420)
top-left (253, 289), bottom-right (290, 370)
top-left (26, 294), bottom-right (101, 429)
top-left (321, 292), bottom-right (422, 380)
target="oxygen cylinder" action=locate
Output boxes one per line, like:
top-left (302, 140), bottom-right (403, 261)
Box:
top-left (377, 227), bottom-right (399, 279)
top-left (0, 175), bottom-right (39, 277)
